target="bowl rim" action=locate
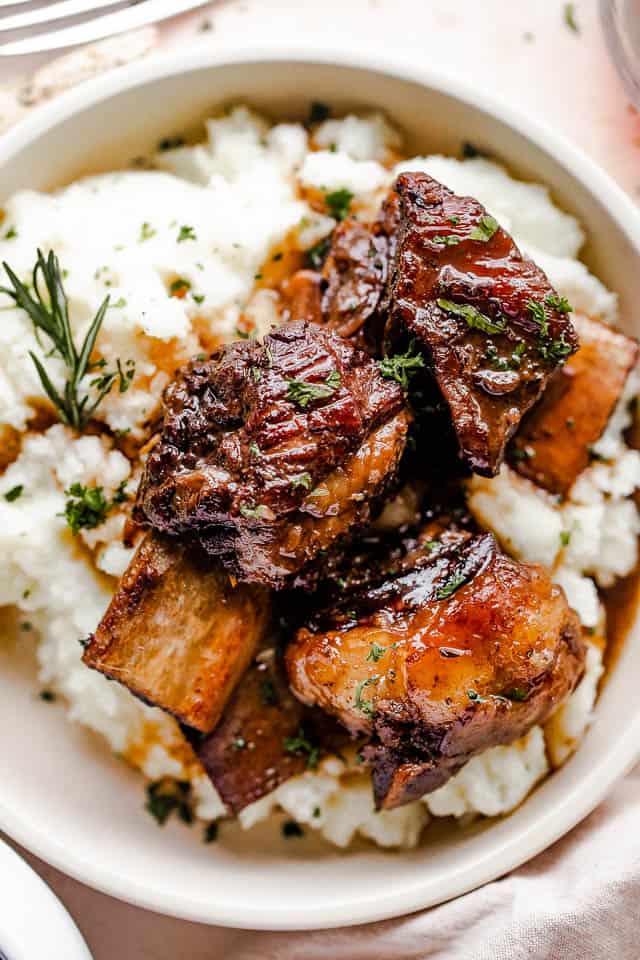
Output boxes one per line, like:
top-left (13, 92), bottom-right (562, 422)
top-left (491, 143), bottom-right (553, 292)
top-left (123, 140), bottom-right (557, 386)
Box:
top-left (1, 43), bottom-right (640, 930)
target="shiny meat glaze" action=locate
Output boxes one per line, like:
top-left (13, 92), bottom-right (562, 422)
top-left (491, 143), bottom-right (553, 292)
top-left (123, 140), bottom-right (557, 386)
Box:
top-left (384, 172), bottom-right (579, 477)
top-left (286, 532), bottom-right (584, 809)
top-left (83, 532), bottom-right (270, 733)
top-left (319, 218), bottom-right (389, 354)
top-left (510, 313), bottom-right (639, 495)
top-left (136, 321), bottom-right (409, 587)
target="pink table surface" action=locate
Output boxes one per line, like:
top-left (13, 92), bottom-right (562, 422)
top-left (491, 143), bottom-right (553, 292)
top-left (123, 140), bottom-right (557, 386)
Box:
top-left (2, 0), bottom-right (640, 956)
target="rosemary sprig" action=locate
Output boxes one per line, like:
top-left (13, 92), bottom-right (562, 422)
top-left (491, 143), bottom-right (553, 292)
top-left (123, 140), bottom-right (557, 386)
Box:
top-left (1, 249), bottom-right (131, 430)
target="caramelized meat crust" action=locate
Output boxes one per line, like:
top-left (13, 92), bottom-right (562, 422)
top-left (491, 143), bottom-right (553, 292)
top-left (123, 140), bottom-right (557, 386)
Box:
top-left (384, 172), bottom-right (579, 476)
top-left (510, 313), bottom-right (639, 495)
top-left (286, 531), bottom-right (584, 809)
top-left (319, 218), bottom-right (390, 354)
top-left (136, 321), bottom-right (409, 587)
top-left (83, 533), bottom-right (270, 733)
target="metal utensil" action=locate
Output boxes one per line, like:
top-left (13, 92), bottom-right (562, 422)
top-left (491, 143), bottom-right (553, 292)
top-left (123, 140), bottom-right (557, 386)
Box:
top-left (0, 0), bottom-right (209, 56)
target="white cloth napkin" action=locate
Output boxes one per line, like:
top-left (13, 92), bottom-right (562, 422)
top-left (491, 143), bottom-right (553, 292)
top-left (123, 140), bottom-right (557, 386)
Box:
top-left (227, 765), bottom-right (640, 959)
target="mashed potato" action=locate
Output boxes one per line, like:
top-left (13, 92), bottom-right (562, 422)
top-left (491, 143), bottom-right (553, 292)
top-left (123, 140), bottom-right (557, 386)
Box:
top-left (0, 108), bottom-right (636, 849)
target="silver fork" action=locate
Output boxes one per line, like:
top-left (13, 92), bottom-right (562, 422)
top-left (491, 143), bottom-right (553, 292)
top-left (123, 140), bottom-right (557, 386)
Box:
top-left (0, 0), bottom-right (209, 56)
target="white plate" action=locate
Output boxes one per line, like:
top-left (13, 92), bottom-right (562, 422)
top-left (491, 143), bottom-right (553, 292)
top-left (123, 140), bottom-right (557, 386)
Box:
top-left (0, 47), bottom-right (640, 931)
top-left (0, 837), bottom-right (92, 959)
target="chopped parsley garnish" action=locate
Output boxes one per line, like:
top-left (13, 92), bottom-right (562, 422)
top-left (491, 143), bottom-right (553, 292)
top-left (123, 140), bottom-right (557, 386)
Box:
top-left (177, 224), bottom-right (197, 243)
top-left (505, 686), bottom-right (529, 702)
top-left (527, 299), bottom-right (573, 363)
top-left (437, 298), bottom-right (506, 335)
top-left (563, 2), bottom-right (579, 33)
top-left (511, 446), bottom-right (535, 462)
top-left (435, 572), bottom-right (468, 600)
top-left (40, 690), bottom-right (56, 702)
top-left (484, 341), bottom-right (526, 372)
top-left (282, 819), bottom-right (304, 838)
top-left (560, 530), bottom-right (571, 547)
top-left (286, 369), bottom-right (341, 408)
top-left (91, 357), bottom-right (135, 396)
top-left (62, 481), bottom-right (128, 535)
top-left (354, 675), bottom-right (380, 717)
top-left (469, 214), bottom-right (499, 242)
top-left (139, 222), bottom-right (156, 242)
top-left (203, 822), bottom-right (219, 843)
top-left (378, 340), bottom-right (425, 389)
top-left (232, 736), bottom-right (247, 751)
top-left (272, 251), bottom-right (284, 261)
top-left (192, 293), bottom-right (205, 305)
top-left (308, 101), bottom-right (330, 125)
top-left (290, 472), bottom-right (313, 491)
top-left (3, 226), bottom-right (17, 240)
top-left (169, 277), bottom-right (191, 298)
top-left (145, 780), bottom-right (193, 826)
top-left (4, 485), bottom-right (23, 502)
top-left (305, 236), bottom-right (331, 270)
top-left (0, 249), bottom-right (132, 431)
top-left (239, 503), bottom-right (269, 520)
top-left (325, 188), bottom-right (354, 221)
top-left (527, 299), bottom-right (550, 337)
top-left (432, 234), bottom-right (461, 246)
top-left (283, 728), bottom-right (320, 769)
top-left (366, 642), bottom-right (387, 663)
top-left (545, 293), bottom-right (573, 314)
top-left (248, 441), bottom-right (261, 457)
top-left (260, 679), bottom-right (278, 706)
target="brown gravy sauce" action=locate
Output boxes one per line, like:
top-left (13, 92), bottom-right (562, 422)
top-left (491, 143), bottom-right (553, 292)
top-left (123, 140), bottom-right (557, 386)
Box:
top-left (601, 561), bottom-right (640, 679)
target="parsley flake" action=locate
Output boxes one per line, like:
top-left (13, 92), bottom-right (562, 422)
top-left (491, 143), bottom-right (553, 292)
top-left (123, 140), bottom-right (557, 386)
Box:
top-left (139, 222), bottom-right (156, 242)
top-left (432, 234), bottom-right (461, 246)
top-left (563, 2), bottom-right (579, 33)
top-left (145, 779), bottom-right (193, 826)
top-left (378, 340), bottom-right (425, 389)
top-left (366, 642), bottom-right (387, 663)
top-left (283, 728), bottom-right (320, 769)
top-left (469, 214), bottom-right (499, 242)
top-left (286, 369), bottom-right (341, 408)
top-left (354, 675), bottom-right (380, 717)
top-left (62, 481), bottom-right (128, 535)
top-left (291, 472), bottom-right (313, 491)
top-left (177, 225), bottom-right (197, 243)
top-left (4, 485), bottom-right (23, 502)
top-left (325, 189), bottom-right (354, 221)
top-left (437, 298), bottom-right (506, 335)
top-left (435, 572), bottom-right (468, 600)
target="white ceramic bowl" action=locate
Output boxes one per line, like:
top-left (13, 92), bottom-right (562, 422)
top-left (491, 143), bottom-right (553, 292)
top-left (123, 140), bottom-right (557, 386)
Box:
top-left (0, 838), bottom-right (92, 960)
top-left (1, 47), bottom-right (640, 931)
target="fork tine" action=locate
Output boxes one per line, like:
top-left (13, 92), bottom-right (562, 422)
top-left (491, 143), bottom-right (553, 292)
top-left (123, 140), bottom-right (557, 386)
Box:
top-left (0, 0), bottom-right (125, 33)
top-left (0, 0), bottom-right (208, 54)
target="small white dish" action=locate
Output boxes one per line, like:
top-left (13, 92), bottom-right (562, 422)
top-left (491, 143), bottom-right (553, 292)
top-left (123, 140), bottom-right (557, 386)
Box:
top-left (0, 46), bottom-right (639, 930)
top-left (0, 837), bottom-right (92, 960)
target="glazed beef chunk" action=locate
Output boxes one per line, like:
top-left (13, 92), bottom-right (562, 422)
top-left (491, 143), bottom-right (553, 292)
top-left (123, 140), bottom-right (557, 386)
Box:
top-left (383, 172), bottom-right (579, 476)
top-left (318, 217), bottom-right (391, 354)
top-left (286, 529), bottom-right (584, 809)
top-left (136, 321), bottom-right (410, 588)
top-left (510, 312), bottom-right (639, 495)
